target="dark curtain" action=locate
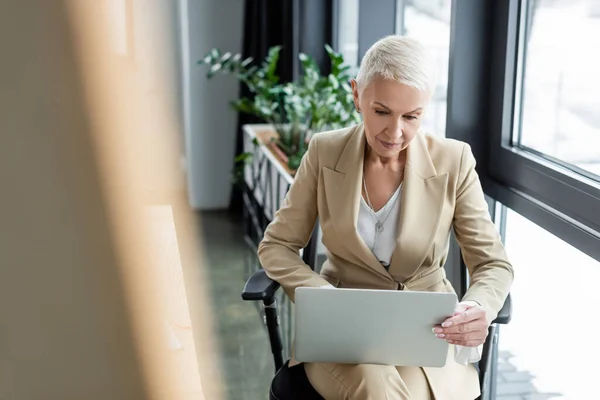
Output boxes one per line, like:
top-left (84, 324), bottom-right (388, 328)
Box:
top-left (229, 0), bottom-right (333, 213)
top-left (228, 0), bottom-right (295, 213)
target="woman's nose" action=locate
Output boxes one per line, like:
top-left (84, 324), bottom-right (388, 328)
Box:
top-left (388, 121), bottom-right (404, 141)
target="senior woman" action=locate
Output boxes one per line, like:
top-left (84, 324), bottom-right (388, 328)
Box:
top-left (257, 35), bottom-right (513, 400)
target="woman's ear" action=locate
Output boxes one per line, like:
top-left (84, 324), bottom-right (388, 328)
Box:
top-left (351, 79), bottom-right (360, 112)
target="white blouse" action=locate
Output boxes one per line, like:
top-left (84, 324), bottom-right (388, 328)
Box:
top-left (357, 185), bottom-right (402, 268)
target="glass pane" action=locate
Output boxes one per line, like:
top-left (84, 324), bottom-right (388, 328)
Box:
top-left (337, 0), bottom-right (360, 68)
top-left (396, 0), bottom-right (452, 137)
top-left (518, 0), bottom-right (600, 177)
top-left (497, 207), bottom-right (600, 399)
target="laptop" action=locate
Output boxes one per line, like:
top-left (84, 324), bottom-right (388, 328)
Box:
top-left (294, 286), bottom-right (457, 367)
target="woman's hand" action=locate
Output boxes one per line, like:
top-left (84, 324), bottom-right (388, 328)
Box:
top-left (433, 301), bottom-right (489, 347)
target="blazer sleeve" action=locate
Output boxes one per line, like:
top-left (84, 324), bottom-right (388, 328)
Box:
top-left (257, 135), bottom-right (330, 302)
top-left (453, 143), bottom-right (514, 321)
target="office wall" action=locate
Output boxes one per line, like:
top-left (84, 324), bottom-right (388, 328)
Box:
top-left (180, 0), bottom-right (245, 209)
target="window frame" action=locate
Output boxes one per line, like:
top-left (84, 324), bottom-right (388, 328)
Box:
top-left (488, 0), bottom-right (600, 243)
top-left (447, 0), bottom-right (600, 263)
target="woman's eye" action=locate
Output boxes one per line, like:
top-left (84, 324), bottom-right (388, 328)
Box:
top-left (375, 110), bottom-right (389, 115)
top-left (404, 115), bottom-right (418, 121)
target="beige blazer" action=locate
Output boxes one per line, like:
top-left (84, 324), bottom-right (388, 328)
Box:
top-left (258, 124), bottom-right (514, 398)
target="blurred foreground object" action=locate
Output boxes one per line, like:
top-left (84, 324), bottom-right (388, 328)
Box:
top-left (0, 1), bottom-right (223, 399)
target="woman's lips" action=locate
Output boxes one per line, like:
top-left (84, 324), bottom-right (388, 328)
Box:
top-left (378, 138), bottom-right (401, 149)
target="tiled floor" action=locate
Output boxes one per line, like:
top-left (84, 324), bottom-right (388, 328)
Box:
top-left (198, 211), bottom-right (273, 400)
top-left (496, 350), bottom-right (561, 400)
top-left (197, 211), bottom-right (558, 400)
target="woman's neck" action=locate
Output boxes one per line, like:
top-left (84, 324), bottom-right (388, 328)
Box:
top-left (365, 145), bottom-right (407, 170)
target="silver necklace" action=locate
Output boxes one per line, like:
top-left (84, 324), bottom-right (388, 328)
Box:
top-left (362, 177), bottom-right (400, 233)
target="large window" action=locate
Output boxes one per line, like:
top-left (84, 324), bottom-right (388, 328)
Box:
top-left (481, 0), bottom-right (600, 262)
top-left (396, 0), bottom-right (452, 136)
top-left (517, 0), bottom-right (600, 178)
top-left (497, 206), bottom-right (600, 399)
top-left (336, 0), bottom-right (360, 68)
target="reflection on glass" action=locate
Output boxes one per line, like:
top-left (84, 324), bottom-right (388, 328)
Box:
top-left (498, 208), bottom-right (600, 399)
top-left (518, 0), bottom-right (600, 177)
top-left (337, 0), bottom-right (360, 68)
top-left (396, 0), bottom-right (452, 136)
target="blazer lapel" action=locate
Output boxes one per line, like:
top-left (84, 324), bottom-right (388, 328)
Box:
top-left (388, 132), bottom-right (448, 282)
top-left (323, 125), bottom-right (392, 279)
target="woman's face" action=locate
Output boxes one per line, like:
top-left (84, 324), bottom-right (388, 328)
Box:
top-left (352, 77), bottom-right (430, 159)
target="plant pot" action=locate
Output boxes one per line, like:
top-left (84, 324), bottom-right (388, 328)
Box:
top-left (242, 124), bottom-right (327, 270)
top-left (268, 142), bottom-right (289, 166)
top-left (253, 128), bottom-right (297, 176)
top-left (243, 124), bottom-right (294, 222)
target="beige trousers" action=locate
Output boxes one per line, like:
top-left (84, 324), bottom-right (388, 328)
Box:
top-left (304, 362), bottom-right (433, 400)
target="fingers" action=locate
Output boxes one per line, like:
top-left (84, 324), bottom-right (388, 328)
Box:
top-left (443, 330), bottom-right (488, 343)
top-left (432, 303), bottom-right (489, 347)
top-left (434, 320), bottom-right (482, 336)
top-left (433, 322), bottom-right (488, 345)
top-left (442, 306), bottom-right (485, 327)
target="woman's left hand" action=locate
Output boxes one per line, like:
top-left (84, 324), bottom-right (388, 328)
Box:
top-left (433, 301), bottom-right (489, 347)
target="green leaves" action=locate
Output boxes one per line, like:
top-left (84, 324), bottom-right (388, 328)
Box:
top-left (264, 46), bottom-right (282, 82)
top-left (197, 44), bottom-right (360, 170)
top-left (231, 152), bottom-right (253, 186)
top-left (197, 48), bottom-right (255, 80)
top-left (287, 154), bottom-right (303, 171)
top-left (234, 151), bottom-right (252, 164)
top-left (231, 98), bottom-right (254, 114)
top-left (328, 74), bottom-right (340, 89)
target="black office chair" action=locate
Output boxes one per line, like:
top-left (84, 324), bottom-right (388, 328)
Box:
top-left (242, 269), bottom-right (512, 400)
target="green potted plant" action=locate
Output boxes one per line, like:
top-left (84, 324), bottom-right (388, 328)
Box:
top-left (198, 44), bottom-right (360, 172)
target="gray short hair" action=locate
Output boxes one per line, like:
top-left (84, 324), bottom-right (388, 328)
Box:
top-left (355, 35), bottom-right (433, 93)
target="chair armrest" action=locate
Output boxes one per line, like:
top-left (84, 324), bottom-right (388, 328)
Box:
top-left (492, 293), bottom-right (512, 325)
top-left (241, 269), bottom-right (281, 302)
